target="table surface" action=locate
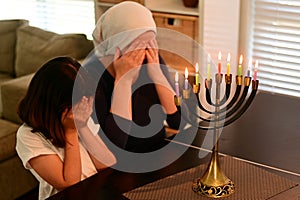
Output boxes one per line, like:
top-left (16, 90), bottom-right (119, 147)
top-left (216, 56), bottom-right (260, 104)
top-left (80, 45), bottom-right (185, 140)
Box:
top-left (48, 91), bottom-right (300, 200)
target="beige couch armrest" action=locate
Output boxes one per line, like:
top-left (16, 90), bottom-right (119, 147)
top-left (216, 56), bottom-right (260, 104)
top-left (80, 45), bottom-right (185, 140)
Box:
top-left (1, 73), bottom-right (34, 124)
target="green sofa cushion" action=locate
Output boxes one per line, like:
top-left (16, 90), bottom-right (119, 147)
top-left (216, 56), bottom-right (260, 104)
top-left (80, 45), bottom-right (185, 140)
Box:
top-left (0, 19), bottom-right (29, 75)
top-left (0, 119), bottom-right (20, 162)
top-left (15, 25), bottom-right (93, 77)
top-left (0, 73), bottom-right (14, 117)
top-left (0, 155), bottom-right (38, 199)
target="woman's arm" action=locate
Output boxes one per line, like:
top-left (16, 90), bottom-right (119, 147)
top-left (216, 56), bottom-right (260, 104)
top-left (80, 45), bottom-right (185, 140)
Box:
top-left (145, 39), bottom-right (178, 115)
top-left (111, 44), bottom-right (146, 120)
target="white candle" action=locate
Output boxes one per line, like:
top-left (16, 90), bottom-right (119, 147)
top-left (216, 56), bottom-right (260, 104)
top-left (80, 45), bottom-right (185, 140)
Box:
top-left (253, 60), bottom-right (258, 81)
top-left (247, 58), bottom-right (252, 77)
top-left (207, 54), bottom-right (211, 80)
top-left (238, 54), bottom-right (243, 76)
top-left (195, 63), bottom-right (199, 85)
top-left (227, 53), bottom-right (231, 76)
top-left (218, 51), bottom-right (222, 74)
top-left (175, 72), bottom-right (180, 97)
top-left (184, 67), bottom-right (189, 90)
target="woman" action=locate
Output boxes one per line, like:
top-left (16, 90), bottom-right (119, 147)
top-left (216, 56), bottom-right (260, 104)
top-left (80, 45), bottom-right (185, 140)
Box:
top-left (16, 57), bottom-right (116, 200)
top-left (84, 1), bottom-right (182, 153)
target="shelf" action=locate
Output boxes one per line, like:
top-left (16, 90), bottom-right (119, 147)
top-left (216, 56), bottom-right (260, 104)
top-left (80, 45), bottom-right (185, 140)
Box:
top-left (96, 0), bottom-right (199, 17)
top-left (145, 0), bottom-right (199, 16)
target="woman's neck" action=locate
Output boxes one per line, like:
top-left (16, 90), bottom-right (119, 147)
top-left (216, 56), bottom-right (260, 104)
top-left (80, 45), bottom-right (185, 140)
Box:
top-left (100, 56), bottom-right (115, 78)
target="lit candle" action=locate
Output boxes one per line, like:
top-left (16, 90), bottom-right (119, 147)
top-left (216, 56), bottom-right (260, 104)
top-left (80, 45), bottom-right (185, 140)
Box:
top-left (207, 54), bottom-right (211, 80)
top-left (227, 53), bottom-right (231, 76)
top-left (175, 71), bottom-right (180, 97)
top-left (184, 67), bottom-right (189, 90)
top-left (247, 58), bottom-right (252, 77)
top-left (218, 51), bottom-right (222, 75)
top-left (238, 54), bottom-right (243, 76)
top-left (253, 60), bottom-right (258, 81)
top-left (195, 63), bottom-right (199, 85)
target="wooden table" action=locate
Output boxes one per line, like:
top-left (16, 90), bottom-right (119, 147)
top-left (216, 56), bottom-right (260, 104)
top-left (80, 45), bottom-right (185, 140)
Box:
top-left (48, 91), bottom-right (300, 199)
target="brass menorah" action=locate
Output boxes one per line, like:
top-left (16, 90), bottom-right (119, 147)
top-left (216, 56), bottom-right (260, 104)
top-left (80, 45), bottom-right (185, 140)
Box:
top-left (174, 73), bottom-right (259, 198)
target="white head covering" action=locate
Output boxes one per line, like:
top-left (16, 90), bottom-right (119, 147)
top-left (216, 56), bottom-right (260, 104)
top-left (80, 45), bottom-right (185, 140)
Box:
top-left (92, 1), bottom-right (157, 57)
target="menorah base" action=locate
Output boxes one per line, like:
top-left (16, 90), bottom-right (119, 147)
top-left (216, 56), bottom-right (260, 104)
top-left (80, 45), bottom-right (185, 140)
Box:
top-left (192, 178), bottom-right (235, 198)
top-left (192, 142), bottom-right (235, 198)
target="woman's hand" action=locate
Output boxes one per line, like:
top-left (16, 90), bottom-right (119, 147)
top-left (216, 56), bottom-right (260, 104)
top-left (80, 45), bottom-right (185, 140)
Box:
top-left (146, 38), bottom-right (178, 114)
top-left (113, 41), bottom-right (146, 84)
top-left (145, 39), bottom-right (165, 81)
top-left (145, 38), bottom-right (159, 64)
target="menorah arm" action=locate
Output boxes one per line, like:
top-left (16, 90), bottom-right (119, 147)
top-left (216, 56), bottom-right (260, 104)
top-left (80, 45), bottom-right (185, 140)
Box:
top-left (180, 98), bottom-right (212, 122)
top-left (183, 76), bottom-right (242, 120)
top-left (178, 89), bottom-right (257, 130)
top-left (220, 85), bottom-right (241, 112)
top-left (206, 74), bottom-right (232, 107)
top-left (206, 88), bottom-right (212, 105)
top-left (191, 81), bottom-right (242, 118)
top-left (220, 83), bottom-right (231, 105)
top-left (195, 94), bottom-right (212, 114)
top-left (200, 83), bottom-right (249, 123)
top-left (213, 76), bottom-right (250, 118)
top-left (223, 86), bottom-right (258, 127)
top-left (176, 80), bottom-right (259, 130)
top-left (218, 85), bottom-right (249, 119)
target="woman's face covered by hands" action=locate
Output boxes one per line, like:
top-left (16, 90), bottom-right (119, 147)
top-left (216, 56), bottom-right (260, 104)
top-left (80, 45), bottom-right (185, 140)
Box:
top-left (113, 31), bottom-right (159, 82)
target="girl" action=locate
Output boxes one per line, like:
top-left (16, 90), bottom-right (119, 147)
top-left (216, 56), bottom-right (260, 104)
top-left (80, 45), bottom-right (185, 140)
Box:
top-left (16, 56), bottom-right (116, 200)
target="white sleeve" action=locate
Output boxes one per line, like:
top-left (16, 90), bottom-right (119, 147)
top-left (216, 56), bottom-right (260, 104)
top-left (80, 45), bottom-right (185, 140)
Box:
top-left (15, 124), bottom-right (58, 169)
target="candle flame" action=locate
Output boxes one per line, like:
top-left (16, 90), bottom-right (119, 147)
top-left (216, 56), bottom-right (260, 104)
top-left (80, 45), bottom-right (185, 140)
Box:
top-left (248, 58), bottom-right (252, 70)
top-left (207, 54), bottom-right (211, 62)
top-left (175, 71), bottom-right (179, 82)
top-left (255, 60), bottom-right (259, 68)
top-left (227, 53), bottom-right (231, 62)
top-left (185, 67), bottom-right (188, 79)
top-left (239, 54), bottom-right (243, 65)
top-left (195, 63), bottom-right (199, 73)
top-left (218, 51), bottom-right (222, 60)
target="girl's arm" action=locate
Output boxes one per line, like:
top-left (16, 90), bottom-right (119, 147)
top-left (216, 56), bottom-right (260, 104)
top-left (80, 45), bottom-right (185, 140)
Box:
top-left (28, 129), bottom-right (81, 191)
top-left (78, 120), bottom-right (116, 171)
top-left (28, 97), bottom-right (93, 190)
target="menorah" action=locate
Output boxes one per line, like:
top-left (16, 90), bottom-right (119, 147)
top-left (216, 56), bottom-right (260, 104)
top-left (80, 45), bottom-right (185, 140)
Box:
top-left (174, 71), bottom-right (259, 198)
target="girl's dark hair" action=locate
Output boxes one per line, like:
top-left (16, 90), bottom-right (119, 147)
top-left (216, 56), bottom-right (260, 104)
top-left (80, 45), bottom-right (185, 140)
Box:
top-left (18, 56), bottom-right (93, 147)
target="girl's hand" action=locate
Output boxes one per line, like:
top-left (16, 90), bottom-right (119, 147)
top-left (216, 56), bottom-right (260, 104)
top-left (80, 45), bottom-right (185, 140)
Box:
top-left (61, 96), bottom-right (94, 132)
top-left (72, 96), bottom-right (94, 130)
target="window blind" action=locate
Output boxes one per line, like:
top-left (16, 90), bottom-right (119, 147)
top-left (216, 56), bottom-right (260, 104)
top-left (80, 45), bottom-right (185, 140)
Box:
top-left (252, 0), bottom-right (300, 97)
top-left (0, 0), bottom-right (95, 39)
top-left (202, 0), bottom-right (240, 75)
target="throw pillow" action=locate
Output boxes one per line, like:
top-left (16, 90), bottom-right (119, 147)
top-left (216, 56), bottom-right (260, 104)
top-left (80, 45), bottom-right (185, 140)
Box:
top-left (0, 19), bottom-right (29, 75)
top-left (15, 25), bottom-right (93, 77)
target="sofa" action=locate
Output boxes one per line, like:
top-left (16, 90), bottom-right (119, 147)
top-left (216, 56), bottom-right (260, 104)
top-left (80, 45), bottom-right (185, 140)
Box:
top-left (0, 19), bottom-right (94, 200)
